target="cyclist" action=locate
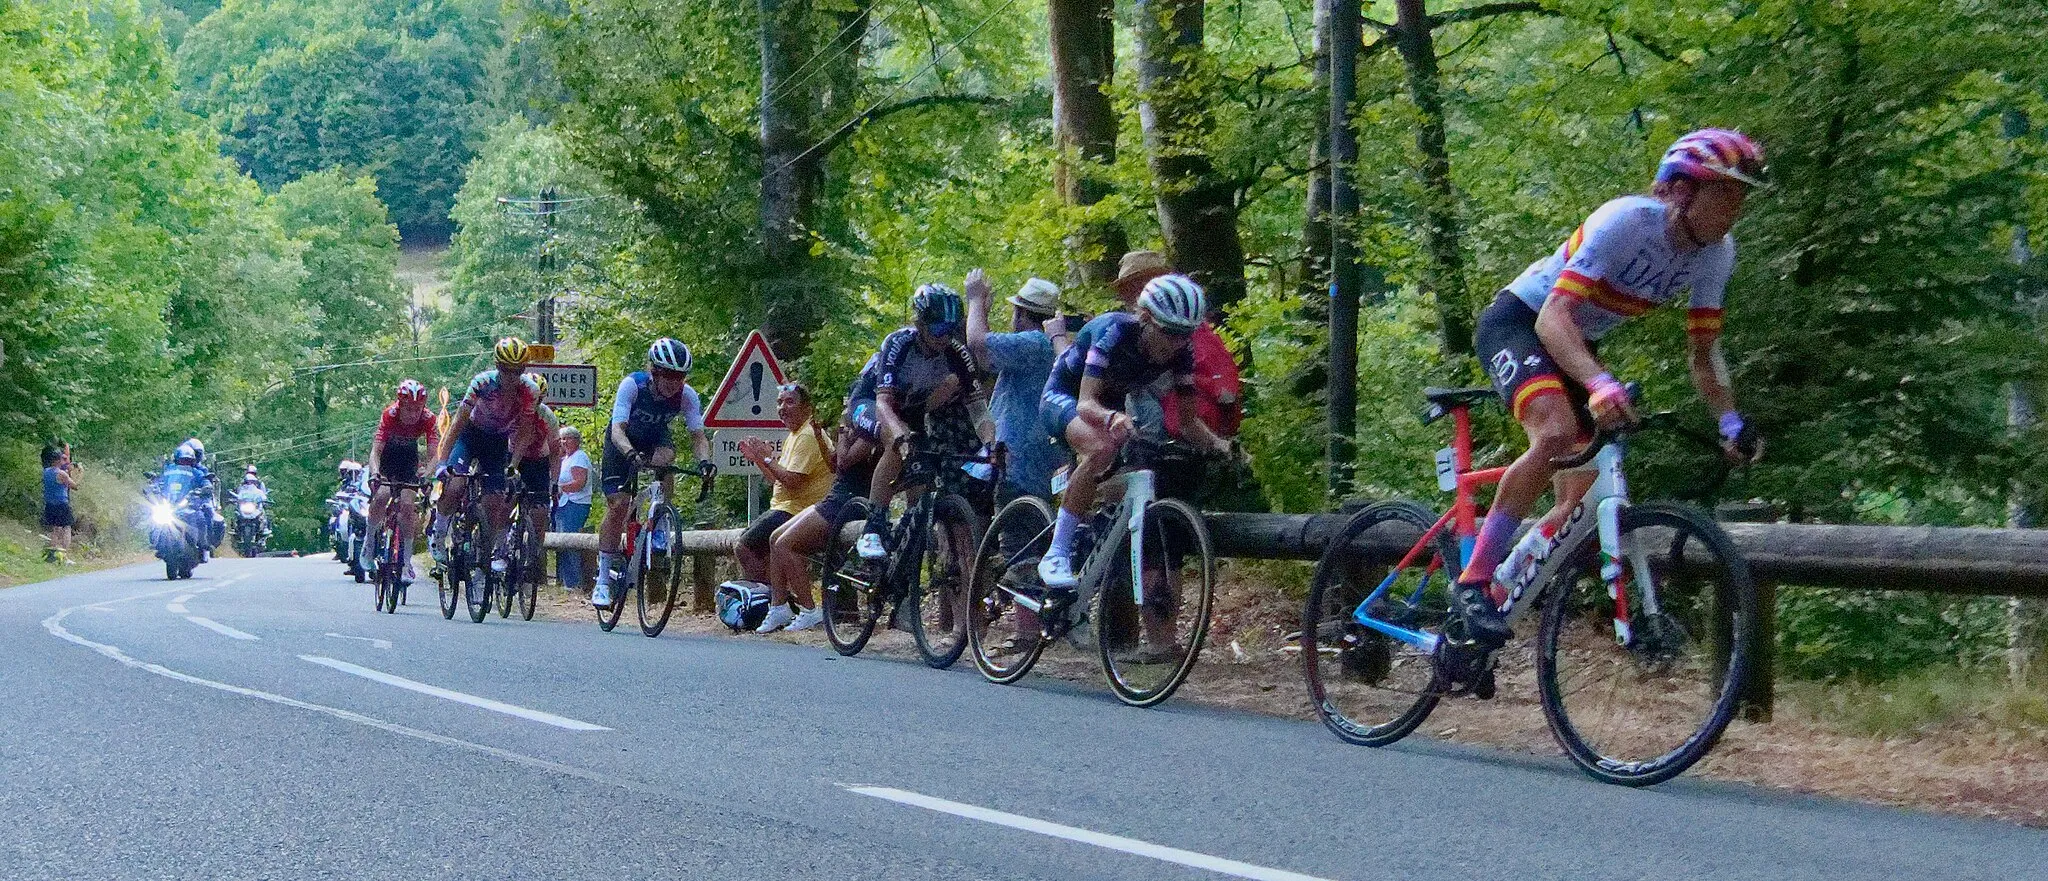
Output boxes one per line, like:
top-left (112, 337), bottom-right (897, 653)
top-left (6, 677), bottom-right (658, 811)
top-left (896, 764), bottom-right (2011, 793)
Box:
top-left (1454, 128), bottom-right (1768, 656)
top-left (853, 282), bottom-right (995, 561)
top-left (591, 338), bottom-right (714, 608)
top-left (764, 362), bottom-right (886, 630)
top-left (508, 374), bottom-right (562, 566)
top-left (431, 338), bottom-right (541, 574)
top-left (1036, 274), bottom-right (1230, 590)
top-left (367, 379), bottom-right (437, 585)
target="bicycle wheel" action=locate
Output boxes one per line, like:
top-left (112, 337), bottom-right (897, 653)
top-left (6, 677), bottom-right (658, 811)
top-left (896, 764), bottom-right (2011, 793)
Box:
top-left (911, 495), bottom-right (981, 669)
top-left (1535, 502), bottom-right (1756, 786)
top-left (380, 531), bottom-right (401, 614)
top-left (371, 529), bottom-right (389, 612)
top-left (1302, 501), bottom-right (1452, 747)
top-left (594, 558), bottom-right (627, 633)
top-left (517, 515), bottom-right (541, 621)
top-left (1096, 498), bottom-right (1214, 707)
top-left (820, 497), bottom-right (882, 656)
top-left (637, 505), bottom-right (682, 637)
top-left (437, 555), bottom-right (460, 620)
top-left (968, 495), bottom-right (1053, 684)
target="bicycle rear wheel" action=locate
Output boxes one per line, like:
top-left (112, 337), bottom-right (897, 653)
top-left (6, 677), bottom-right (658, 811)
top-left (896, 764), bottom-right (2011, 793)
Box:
top-left (637, 505), bottom-right (682, 637)
top-left (1536, 502), bottom-right (1756, 786)
top-left (1302, 501), bottom-right (1451, 747)
top-left (437, 556), bottom-right (460, 620)
top-left (821, 497), bottom-right (881, 656)
top-left (516, 515), bottom-right (541, 621)
top-left (911, 495), bottom-right (980, 669)
top-left (380, 530), bottom-right (402, 614)
top-left (1097, 498), bottom-right (1214, 707)
top-left (968, 495), bottom-right (1053, 684)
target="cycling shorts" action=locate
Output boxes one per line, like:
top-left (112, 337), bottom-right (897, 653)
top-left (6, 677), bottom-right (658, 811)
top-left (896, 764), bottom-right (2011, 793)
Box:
top-left (1474, 291), bottom-right (1595, 431)
top-left (600, 436), bottom-right (674, 497)
top-left (516, 456), bottom-right (553, 500)
top-left (1039, 390), bottom-right (1081, 446)
top-left (447, 425), bottom-right (512, 493)
top-left (377, 444), bottom-right (420, 482)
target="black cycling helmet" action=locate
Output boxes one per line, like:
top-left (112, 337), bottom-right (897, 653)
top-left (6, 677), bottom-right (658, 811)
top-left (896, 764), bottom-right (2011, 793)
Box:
top-left (911, 283), bottom-right (963, 327)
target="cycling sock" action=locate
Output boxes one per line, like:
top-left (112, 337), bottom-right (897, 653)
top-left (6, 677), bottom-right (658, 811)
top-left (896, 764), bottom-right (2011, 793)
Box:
top-left (596, 552), bottom-right (621, 582)
top-left (1461, 511), bottom-right (1523, 587)
top-left (1049, 509), bottom-right (1080, 559)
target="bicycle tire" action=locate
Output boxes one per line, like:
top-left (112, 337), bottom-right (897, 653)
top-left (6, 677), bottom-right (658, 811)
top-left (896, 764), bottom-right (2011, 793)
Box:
top-left (437, 563), bottom-right (460, 620)
top-left (1535, 502), bottom-right (1756, 787)
top-left (820, 497), bottom-right (881, 656)
top-left (637, 505), bottom-right (682, 637)
top-left (1302, 500), bottom-right (1450, 747)
top-left (909, 494), bottom-right (981, 669)
top-left (1097, 498), bottom-right (1214, 707)
top-left (517, 514), bottom-right (541, 621)
top-left (968, 495), bottom-right (1053, 684)
top-left (379, 528), bottom-right (401, 614)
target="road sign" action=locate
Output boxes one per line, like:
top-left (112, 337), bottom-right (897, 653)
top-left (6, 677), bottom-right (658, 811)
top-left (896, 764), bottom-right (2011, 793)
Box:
top-left (525, 343), bottom-right (557, 363)
top-left (532, 363), bottom-right (599, 407)
top-left (702, 330), bottom-right (787, 430)
top-left (708, 428), bottom-right (785, 478)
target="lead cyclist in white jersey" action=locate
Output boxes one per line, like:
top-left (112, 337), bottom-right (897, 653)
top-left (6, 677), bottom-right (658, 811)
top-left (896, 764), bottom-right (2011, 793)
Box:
top-left (1453, 128), bottom-right (1770, 653)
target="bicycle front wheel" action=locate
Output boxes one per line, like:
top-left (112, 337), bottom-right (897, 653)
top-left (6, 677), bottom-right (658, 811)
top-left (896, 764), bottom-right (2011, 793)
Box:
top-left (911, 494), bottom-right (981, 669)
top-left (437, 561), bottom-right (460, 620)
top-left (1302, 501), bottom-right (1450, 747)
top-left (517, 517), bottom-right (541, 621)
top-left (1536, 502), bottom-right (1757, 787)
top-left (637, 505), bottom-right (682, 637)
top-left (820, 497), bottom-right (881, 656)
top-left (968, 495), bottom-right (1052, 684)
top-left (1098, 498), bottom-right (1214, 707)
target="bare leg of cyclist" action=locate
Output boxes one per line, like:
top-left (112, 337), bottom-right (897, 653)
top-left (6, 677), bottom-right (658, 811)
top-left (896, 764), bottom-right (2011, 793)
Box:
top-left (1041, 418), bottom-right (1118, 589)
top-left (483, 491), bottom-right (512, 569)
top-left (394, 488), bottom-right (418, 581)
top-left (1454, 393), bottom-right (1580, 644)
top-left (367, 485), bottom-right (391, 544)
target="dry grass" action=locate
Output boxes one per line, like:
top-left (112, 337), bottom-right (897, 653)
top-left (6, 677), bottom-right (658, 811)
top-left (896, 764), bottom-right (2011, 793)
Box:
top-left (530, 561), bottom-right (2048, 827)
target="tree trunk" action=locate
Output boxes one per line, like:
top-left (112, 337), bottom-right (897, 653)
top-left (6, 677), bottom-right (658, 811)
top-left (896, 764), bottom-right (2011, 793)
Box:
top-left (759, 0), bottom-right (827, 359)
top-left (1049, 0), bottom-right (1125, 288)
top-left (1298, 0), bottom-right (1332, 318)
top-left (1133, 0), bottom-right (1246, 310)
top-left (1393, 0), bottom-right (1470, 356)
top-left (1326, 0), bottom-right (1361, 496)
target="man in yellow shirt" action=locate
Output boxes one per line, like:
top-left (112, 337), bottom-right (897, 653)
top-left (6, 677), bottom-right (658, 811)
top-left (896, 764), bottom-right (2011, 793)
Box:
top-left (737, 382), bottom-right (834, 632)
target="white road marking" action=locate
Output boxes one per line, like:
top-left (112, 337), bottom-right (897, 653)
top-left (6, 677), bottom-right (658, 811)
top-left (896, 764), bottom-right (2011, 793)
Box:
top-left (324, 633), bottom-right (394, 650)
top-left (299, 656), bottom-right (609, 731)
top-left (217, 575), bottom-right (248, 586)
top-left (185, 616), bottom-right (260, 640)
top-left (42, 593), bottom-right (655, 796)
top-left (846, 786), bottom-right (1340, 881)
top-left (167, 594), bottom-right (195, 614)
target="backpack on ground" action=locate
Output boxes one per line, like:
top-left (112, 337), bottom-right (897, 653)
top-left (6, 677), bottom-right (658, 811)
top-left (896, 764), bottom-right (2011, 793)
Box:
top-left (716, 580), bottom-right (773, 632)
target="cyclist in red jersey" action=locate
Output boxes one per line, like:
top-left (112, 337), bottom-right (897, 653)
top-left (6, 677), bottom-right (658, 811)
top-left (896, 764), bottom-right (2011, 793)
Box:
top-left (368, 379), bottom-right (439, 584)
top-left (1452, 129), bottom-right (1768, 655)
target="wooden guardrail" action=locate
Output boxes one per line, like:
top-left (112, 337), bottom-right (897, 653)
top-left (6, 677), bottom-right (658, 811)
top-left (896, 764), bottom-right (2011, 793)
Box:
top-left (547, 512), bottom-right (2048, 719)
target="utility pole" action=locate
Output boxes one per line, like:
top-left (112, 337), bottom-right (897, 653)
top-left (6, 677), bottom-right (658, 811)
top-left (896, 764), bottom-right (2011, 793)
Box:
top-left (1325, 0), bottom-right (1361, 498)
top-left (497, 189), bottom-right (591, 347)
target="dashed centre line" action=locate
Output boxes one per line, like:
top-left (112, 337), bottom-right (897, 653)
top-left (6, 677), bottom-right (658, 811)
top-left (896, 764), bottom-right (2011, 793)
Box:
top-left (299, 656), bottom-right (610, 731)
top-left (185, 616), bottom-right (260, 640)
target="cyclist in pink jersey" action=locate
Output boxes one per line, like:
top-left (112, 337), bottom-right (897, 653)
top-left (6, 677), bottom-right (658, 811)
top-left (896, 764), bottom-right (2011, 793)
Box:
top-left (1453, 129), bottom-right (1768, 658)
top-left (431, 338), bottom-right (540, 571)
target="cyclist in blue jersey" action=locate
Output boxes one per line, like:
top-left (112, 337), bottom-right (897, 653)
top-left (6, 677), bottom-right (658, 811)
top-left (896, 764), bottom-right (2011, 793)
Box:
top-left (591, 337), bottom-right (714, 608)
top-left (432, 338), bottom-right (541, 570)
top-left (854, 282), bottom-right (997, 561)
top-left (1036, 274), bottom-right (1230, 589)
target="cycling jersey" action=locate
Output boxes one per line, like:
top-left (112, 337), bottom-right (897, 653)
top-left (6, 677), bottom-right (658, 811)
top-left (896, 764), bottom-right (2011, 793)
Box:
top-left (873, 328), bottom-right (981, 415)
top-left (513, 402), bottom-right (560, 460)
top-left (374, 404), bottom-right (440, 451)
top-left (847, 353), bottom-right (881, 405)
top-left (463, 371), bottom-right (541, 436)
top-left (1505, 195), bottom-right (1734, 342)
top-left (608, 371), bottom-right (704, 447)
top-left (1045, 312), bottom-right (1194, 405)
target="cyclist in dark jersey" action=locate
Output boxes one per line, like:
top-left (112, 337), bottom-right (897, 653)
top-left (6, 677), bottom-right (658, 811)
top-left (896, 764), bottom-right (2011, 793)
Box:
top-left (854, 282), bottom-right (996, 561)
top-left (1036, 274), bottom-right (1229, 589)
top-left (591, 337), bottom-right (713, 608)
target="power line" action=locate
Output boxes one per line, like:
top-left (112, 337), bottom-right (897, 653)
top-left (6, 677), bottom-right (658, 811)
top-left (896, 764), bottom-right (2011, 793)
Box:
top-left (762, 4), bottom-right (884, 108)
top-left (294, 350), bottom-right (488, 376)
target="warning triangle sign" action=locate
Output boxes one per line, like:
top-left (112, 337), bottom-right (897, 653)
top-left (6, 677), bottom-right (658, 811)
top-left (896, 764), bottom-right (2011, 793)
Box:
top-left (702, 330), bottom-right (789, 429)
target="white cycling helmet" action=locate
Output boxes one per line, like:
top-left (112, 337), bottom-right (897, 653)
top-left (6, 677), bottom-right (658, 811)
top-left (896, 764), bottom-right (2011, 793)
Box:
top-left (648, 337), bottom-right (692, 373)
top-left (1137, 274), bottom-right (1206, 333)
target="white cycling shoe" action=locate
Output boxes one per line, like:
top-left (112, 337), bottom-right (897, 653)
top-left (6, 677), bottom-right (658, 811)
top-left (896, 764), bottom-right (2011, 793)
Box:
top-left (591, 581), bottom-right (615, 608)
top-left (787, 606), bottom-right (824, 631)
top-left (855, 532), bottom-right (888, 561)
top-left (755, 603), bottom-right (795, 634)
top-left (1036, 553), bottom-right (1079, 590)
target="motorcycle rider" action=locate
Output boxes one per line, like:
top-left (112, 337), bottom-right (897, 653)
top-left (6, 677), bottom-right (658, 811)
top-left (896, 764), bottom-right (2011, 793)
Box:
top-left (156, 441), bottom-right (218, 563)
top-left (234, 467), bottom-right (272, 547)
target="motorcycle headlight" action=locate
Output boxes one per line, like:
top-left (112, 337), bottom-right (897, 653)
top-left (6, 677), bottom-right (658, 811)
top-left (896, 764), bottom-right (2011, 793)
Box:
top-left (239, 502), bottom-right (259, 517)
top-left (150, 502), bottom-right (176, 525)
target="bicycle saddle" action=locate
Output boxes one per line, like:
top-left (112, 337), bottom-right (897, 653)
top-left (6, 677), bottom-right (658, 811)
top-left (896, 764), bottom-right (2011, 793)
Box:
top-left (1421, 386), bottom-right (1498, 424)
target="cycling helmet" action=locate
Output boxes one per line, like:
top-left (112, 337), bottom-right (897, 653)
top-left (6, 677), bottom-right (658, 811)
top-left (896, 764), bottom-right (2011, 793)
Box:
top-left (911, 283), bottom-right (964, 327)
top-left (648, 337), bottom-right (692, 373)
top-left (494, 336), bottom-right (530, 366)
top-left (1656, 128), bottom-right (1767, 188)
top-left (1137, 274), bottom-right (1206, 333)
top-left (174, 442), bottom-right (199, 465)
top-left (530, 374), bottom-right (549, 396)
top-left (396, 379), bottom-right (427, 403)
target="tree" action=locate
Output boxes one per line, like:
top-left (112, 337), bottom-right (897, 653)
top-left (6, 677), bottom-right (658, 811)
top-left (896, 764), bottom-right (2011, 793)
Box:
top-left (1134, 0), bottom-right (1248, 307)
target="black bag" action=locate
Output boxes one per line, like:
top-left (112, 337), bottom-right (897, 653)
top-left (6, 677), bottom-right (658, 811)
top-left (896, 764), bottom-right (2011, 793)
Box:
top-left (716, 580), bottom-right (772, 632)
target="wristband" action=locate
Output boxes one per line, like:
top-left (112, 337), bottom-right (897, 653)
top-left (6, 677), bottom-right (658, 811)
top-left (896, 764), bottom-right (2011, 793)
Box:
top-left (1586, 372), bottom-right (1623, 401)
top-left (1718, 411), bottom-right (1746, 443)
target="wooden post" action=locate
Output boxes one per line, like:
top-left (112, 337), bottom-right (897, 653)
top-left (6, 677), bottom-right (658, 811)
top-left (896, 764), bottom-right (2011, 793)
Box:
top-left (693, 552), bottom-right (717, 614)
top-left (1742, 580), bottom-right (1777, 723)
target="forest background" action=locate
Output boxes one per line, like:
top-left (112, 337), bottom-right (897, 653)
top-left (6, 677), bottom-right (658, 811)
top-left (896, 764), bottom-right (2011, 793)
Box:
top-left (3, 0), bottom-right (2047, 684)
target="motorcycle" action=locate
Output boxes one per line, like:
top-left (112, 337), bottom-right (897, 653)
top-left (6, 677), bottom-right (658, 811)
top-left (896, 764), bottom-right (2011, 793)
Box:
top-left (146, 470), bottom-right (211, 580)
top-left (340, 490), bottom-right (372, 582)
top-left (233, 494), bottom-right (270, 558)
top-left (326, 497), bottom-right (346, 560)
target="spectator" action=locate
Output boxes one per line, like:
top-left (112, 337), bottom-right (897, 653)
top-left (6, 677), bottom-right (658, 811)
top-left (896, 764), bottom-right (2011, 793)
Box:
top-left (42, 444), bottom-right (78, 563)
top-left (963, 269), bottom-right (1069, 502)
top-left (1162, 307), bottom-right (1243, 442)
top-left (741, 382), bottom-right (834, 633)
top-left (1113, 250), bottom-right (1171, 307)
top-left (554, 425), bottom-right (594, 589)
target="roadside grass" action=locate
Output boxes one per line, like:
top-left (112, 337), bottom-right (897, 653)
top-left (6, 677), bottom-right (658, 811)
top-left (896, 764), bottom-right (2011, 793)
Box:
top-left (1781, 669), bottom-right (2048, 741)
top-left (0, 517), bottom-right (145, 588)
top-left (0, 461), bottom-right (147, 587)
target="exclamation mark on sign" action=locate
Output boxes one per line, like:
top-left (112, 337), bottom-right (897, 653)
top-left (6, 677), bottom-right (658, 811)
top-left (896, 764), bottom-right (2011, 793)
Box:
top-left (749, 362), bottom-right (765, 415)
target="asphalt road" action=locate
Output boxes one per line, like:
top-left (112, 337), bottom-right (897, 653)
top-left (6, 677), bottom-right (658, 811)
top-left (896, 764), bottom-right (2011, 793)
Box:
top-left (1, 557), bottom-right (2040, 880)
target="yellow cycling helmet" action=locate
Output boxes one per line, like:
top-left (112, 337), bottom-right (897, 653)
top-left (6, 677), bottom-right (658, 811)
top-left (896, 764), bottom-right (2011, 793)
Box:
top-left (494, 336), bottom-right (530, 366)
top-left (530, 373), bottom-right (548, 396)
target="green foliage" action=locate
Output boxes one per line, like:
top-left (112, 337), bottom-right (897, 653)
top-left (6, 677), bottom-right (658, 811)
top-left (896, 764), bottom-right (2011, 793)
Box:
top-left (1782, 665), bottom-right (2048, 738)
top-left (1778, 588), bottom-right (2013, 682)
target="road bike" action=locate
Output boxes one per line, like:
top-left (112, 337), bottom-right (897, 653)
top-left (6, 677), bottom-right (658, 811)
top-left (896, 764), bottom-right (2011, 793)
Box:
top-left (965, 439), bottom-right (1216, 708)
top-left (596, 462), bottom-right (712, 636)
top-left (431, 462), bottom-right (501, 623)
top-left (818, 440), bottom-right (998, 667)
top-left (369, 477), bottom-right (429, 614)
top-left (1300, 384), bottom-right (1757, 786)
top-left (495, 480), bottom-right (549, 622)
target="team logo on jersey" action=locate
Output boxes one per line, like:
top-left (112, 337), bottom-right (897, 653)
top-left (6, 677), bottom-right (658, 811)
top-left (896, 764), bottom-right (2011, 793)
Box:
top-left (1490, 350), bottom-right (1518, 385)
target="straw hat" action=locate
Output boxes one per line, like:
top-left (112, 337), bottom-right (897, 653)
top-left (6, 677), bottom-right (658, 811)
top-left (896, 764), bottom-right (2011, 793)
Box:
top-left (1112, 250), bottom-right (1171, 299)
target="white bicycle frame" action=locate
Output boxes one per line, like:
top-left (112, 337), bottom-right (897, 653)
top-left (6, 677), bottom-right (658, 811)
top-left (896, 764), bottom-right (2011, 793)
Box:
top-left (1496, 437), bottom-right (1660, 647)
top-left (1014, 467), bottom-right (1156, 618)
